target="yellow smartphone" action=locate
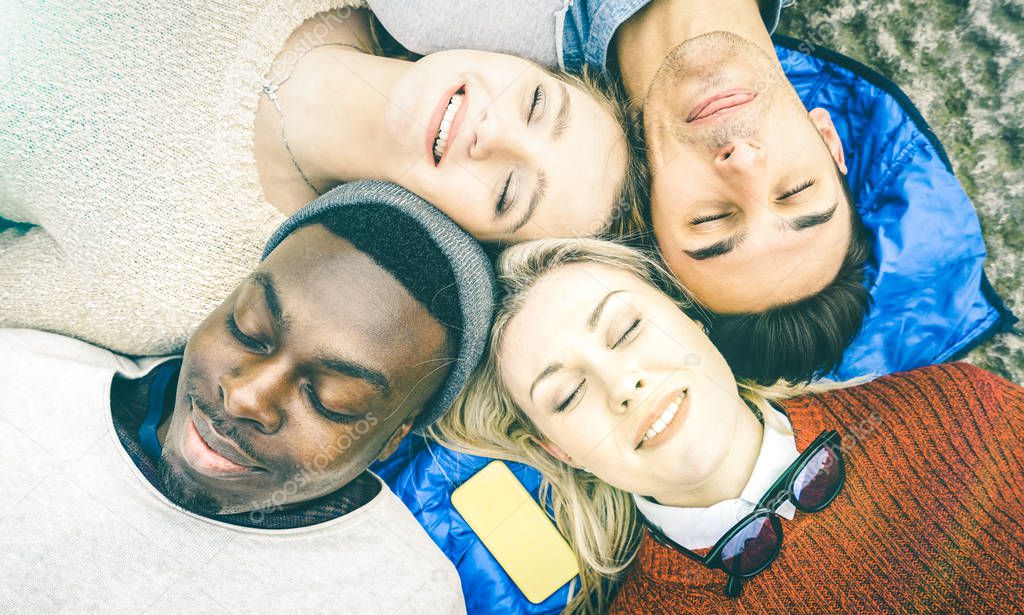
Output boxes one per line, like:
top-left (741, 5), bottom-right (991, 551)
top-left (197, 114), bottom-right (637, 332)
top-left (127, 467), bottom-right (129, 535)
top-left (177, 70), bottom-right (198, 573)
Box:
top-left (450, 461), bottom-right (580, 604)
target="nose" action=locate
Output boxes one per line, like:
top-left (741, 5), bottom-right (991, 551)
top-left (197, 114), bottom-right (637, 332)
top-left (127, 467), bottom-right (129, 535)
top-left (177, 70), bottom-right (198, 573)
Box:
top-left (714, 139), bottom-right (766, 179)
top-left (613, 371), bottom-right (647, 415)
top-left (220, 359), bottom-right (287, 434)
top-left (469, 109), bottom-right (530, 160)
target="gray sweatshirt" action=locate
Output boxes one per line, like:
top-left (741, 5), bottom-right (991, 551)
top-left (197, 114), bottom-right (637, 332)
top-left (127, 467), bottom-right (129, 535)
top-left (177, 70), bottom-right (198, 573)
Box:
top-left (0, 328), bottom-right (465, 615)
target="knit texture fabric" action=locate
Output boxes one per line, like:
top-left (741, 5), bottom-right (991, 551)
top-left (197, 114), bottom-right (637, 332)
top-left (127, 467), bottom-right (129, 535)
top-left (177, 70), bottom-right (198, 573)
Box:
top-left (611, 362), bottom-right (1024, 613)
top-left (0, 0), bottom-right (364, 355)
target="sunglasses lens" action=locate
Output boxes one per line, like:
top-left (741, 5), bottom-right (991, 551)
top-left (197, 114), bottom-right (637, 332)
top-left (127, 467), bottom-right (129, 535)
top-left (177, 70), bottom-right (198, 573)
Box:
top-left (720, 515), bottom-right (780, 576)
top-left (793, 444), bottom-right (843, 511)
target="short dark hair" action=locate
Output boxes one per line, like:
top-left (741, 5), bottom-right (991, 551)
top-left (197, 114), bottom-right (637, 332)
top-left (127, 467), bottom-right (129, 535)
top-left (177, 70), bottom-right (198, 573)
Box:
top-left (705, 168), bottom-right (872, 384)
top-left (303, 204), bottom-right (463, 352)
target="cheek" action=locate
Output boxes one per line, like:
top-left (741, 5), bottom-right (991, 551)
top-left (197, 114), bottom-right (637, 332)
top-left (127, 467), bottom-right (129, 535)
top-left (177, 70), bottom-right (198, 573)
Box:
top-left (544, 411), bottom-right (623, 465)
top-left (281, 420), bottom-right (383, 474)
top-left (558, 421), bottom-right (608, 460)
top-left (429, 186), bottom-right (472, 225)
top-left (634, 322), bottom-right (707, 374)
top-left (187, 307), bottom-right (240, 361)
top-left (179, 328), bottom-right (234, 395)
top-left (416, 50), bottom-right (461, 73)
top-left (416, 175), bottom-right (492, 235)
top-left (586, 445), bottom-right (663, 496)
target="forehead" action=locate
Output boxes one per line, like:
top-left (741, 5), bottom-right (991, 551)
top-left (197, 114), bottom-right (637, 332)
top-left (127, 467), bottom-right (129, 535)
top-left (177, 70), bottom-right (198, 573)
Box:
top-left (501, 264), bottom-right (650, 374)
top-left (260, 225), bottom-right (448, 372)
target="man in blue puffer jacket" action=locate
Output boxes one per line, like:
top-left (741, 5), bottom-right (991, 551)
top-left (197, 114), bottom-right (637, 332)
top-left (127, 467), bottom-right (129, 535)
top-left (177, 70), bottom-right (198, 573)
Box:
top-left (371, 0), bottom-right (872, 386)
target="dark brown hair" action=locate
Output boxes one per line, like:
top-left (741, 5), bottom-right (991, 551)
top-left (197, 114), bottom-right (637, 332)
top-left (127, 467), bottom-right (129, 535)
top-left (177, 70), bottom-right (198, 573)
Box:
top-left (705, 167), bottom-right (872, 384)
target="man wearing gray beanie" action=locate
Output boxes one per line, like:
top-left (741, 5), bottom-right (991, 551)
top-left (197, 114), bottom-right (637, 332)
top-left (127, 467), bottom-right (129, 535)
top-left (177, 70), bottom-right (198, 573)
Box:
top-left (0, 181), bottom-right (493, 613)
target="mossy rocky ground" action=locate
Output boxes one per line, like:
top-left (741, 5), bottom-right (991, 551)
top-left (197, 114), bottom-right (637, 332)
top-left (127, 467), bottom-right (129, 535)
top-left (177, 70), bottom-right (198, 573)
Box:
top-left (779, 0), bottom-right (1023, 383)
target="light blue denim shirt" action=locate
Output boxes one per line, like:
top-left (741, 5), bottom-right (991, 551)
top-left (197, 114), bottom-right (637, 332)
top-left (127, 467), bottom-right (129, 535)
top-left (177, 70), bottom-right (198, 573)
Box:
top-left (564, 0), bottom-right (788, 72)
top-left (367, 0), bottom-right (789, 73)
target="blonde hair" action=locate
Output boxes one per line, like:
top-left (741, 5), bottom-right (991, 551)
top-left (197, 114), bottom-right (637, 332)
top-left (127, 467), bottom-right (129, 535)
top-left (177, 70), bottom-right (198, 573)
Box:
top-left (428, 238), bottom-right (827, 612)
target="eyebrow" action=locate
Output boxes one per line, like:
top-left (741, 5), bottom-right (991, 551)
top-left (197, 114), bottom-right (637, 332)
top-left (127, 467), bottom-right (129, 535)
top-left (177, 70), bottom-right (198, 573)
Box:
top-left (249, 271), bottom-right (288, 332)
top-left (683, 232), bottom-right (748, 261)
top-left (316, 356), bottom-right (391, 397)
top-left (682, 200), bottom-right (840, 261)
top-left (250, 271), bottom-right (390, 396)
top-left (529, 362), bottom-right (564, 401)
top-left (528, 289), bottom-right (623, 400)
top-left (587, 289), bottom-right (624, 331)
top-left (788, 200), bottom-right (839, 231)
top-left (553, 82), bottom-right (571, 141)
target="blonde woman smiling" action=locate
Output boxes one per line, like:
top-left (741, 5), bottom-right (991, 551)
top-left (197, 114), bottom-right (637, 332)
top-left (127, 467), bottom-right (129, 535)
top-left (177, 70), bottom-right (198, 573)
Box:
top-left (0, 3), bottom-right (636, 354)
top-left (431, 238), bottom-right (1024, 613)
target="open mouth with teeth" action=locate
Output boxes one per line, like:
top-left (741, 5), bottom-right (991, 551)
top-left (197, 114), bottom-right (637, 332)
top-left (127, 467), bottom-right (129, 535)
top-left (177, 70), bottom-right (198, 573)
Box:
top-left (639, 388), bottom-right (689, 448)
top-left (431, 86), bottom-right (465, 166)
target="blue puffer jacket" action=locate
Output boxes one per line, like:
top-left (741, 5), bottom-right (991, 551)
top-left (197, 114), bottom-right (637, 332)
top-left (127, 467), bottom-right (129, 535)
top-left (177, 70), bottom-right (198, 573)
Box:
top-left (373, 38), bottom-right (1016, 614)
top-left (774, 36), bottom-right (1015, 379)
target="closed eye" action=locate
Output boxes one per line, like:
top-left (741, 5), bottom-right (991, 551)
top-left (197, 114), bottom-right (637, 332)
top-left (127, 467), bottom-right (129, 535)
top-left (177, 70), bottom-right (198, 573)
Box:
top-left (556, 381), bottom-right (584, 413)
top-left (527, 84), bottom-right (545, 124)
top-left (689, 212), bottom-right (732, 226)
top-left (495, 172), bottom-right (516, 216)
top-left (226, 313), bottom-right (265, 352)
top-left (778, 180), bottom-right (815, 200)
top-left (612, 318), bottom-right (642, 349)
top-left (303, 383), bottom-right (360, 425)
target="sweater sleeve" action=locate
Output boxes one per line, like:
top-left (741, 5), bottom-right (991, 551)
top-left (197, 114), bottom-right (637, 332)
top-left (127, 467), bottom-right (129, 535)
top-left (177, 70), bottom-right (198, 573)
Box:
top-left (968, 363), bottom-right (1024, 475)
top-left (366, 0), bottom-right (565, 67)
top-left (0, 225), bottom-right (188, 354)
top-left (980, 366), bottom-right (1024, 414)
top-left (952, 362), bottom-right (1024, 421)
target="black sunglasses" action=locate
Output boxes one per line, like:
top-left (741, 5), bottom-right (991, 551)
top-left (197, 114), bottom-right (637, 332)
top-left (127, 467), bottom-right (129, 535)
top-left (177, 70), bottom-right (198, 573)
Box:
top-left (645, 430), bottom-right (845, 597)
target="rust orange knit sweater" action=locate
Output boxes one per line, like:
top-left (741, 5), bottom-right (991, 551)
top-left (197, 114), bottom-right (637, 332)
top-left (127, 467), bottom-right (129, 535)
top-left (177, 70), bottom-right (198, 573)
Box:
top-left (611, 363), bottom-right (1024, 614)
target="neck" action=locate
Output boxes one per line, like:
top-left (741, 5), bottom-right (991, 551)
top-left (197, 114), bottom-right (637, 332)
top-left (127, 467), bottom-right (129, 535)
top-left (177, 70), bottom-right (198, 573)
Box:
top-left (280, 49), bottom-right (412, 191)
top-left (655, 399), bottom-right (764, 508)
top-left (613, 0), bottom-right (778, 104)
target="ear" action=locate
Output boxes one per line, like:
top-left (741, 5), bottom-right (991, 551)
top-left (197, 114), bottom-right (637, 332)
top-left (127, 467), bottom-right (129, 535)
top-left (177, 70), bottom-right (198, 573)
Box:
top-left (530, 436), bottom-right (580, 468)
top-left (808, 107), bottom-right (847, 175)
top-left (376, 420), bottom-right (414, 462)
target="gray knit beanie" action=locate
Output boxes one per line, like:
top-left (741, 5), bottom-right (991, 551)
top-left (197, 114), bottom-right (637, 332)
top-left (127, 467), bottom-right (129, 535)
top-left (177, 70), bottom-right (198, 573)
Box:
top-left (262, 180), bottom-right (495, 432)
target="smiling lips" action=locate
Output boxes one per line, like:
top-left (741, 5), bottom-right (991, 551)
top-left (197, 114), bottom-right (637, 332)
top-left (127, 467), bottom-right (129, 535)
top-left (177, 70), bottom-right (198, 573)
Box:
top-left (182, 399), bottom-right (261, 477)
top-left (426, 84), bottom-right (467, 166)
top-left (635, 387), bottom-right (691, 450)
top-left (687, 89), bottom-right (757, 122)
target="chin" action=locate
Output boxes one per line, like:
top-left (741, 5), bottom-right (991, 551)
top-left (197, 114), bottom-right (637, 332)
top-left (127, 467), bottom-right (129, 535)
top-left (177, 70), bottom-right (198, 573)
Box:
top-left (157, 453), bottom-right (226, 516)
top-left (666, 31), bottom-right (755, 70)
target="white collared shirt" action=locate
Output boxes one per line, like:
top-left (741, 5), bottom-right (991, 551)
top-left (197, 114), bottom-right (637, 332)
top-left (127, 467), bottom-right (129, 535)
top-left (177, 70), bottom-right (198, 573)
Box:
top-left (634, 405), bottom-right (800, 550)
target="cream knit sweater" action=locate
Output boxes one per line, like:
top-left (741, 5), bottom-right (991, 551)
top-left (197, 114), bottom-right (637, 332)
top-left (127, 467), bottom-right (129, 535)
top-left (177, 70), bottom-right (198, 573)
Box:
top-left (0, 0), bottom-right (364, 355)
